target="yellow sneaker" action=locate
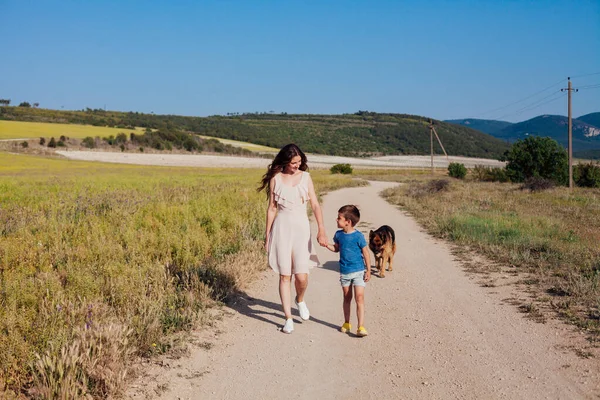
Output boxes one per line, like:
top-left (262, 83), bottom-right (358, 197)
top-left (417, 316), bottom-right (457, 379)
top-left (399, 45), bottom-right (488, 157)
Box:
top-left (357, 326), bottom-right (368, 337)
top-left (340, 322), bottom-right (352, 333)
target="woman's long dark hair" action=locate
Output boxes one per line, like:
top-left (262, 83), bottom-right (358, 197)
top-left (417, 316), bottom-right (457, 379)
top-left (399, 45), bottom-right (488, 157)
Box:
top-left (257, 143), bottom-right (308, 197)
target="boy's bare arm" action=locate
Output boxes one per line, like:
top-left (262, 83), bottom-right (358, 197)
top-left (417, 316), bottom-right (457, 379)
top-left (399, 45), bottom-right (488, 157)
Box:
top-left (326, 243), bottom-right (339, 252)
top-left (362, 246), bottom-right (371, 282)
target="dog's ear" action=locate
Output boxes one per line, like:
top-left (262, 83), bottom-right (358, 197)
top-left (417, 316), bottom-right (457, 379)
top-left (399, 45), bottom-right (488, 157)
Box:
top-left (369, 230), bottom-right (374, 239)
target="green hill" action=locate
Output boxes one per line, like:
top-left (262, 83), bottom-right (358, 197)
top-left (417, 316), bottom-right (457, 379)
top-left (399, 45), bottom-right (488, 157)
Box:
top-left (577, 112), bottom-right (600, 128)
top-left (493, 115), bottom-right (600, 151)
top-left (445, 118), bottom-right (513, 135)
top-left (0, 107), bottom-right (509, 159)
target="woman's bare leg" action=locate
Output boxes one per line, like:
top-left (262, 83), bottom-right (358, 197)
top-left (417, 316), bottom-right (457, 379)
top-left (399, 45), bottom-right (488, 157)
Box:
top-left (279, 275), bottom-right (292, 319)
top-left (294, 273), bottom-right (308, 302)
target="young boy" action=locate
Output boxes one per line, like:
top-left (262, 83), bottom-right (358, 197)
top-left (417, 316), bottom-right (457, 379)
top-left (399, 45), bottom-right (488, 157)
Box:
top-left (325, 205), bottom-right (371, 337)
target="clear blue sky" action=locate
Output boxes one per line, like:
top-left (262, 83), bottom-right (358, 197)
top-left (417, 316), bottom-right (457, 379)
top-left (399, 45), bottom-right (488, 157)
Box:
top-left (1, 0), bottom-right (598, 123)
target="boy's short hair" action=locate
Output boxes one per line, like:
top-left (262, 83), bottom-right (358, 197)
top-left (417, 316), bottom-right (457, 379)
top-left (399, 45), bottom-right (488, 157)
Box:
top-left (338, 205), bottom-right (360, 226)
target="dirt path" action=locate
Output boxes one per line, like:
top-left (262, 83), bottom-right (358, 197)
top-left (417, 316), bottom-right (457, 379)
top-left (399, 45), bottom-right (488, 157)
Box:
top-left (128, 181), bottom-right (599, 400)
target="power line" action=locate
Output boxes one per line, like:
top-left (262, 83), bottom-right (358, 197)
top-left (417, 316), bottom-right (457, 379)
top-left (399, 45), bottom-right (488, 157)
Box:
top-left (472, 77), bottom-right (566, 119)
top-left (570, 72), bottom-right (600, 79)
top-left (495, 91), bottom-right (566, 121)
top-left (577, 83), bottom-right (600, 90)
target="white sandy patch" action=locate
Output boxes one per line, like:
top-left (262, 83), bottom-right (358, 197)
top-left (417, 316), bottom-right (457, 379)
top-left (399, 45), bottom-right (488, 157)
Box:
top-left (55, 150), bottom-right (505, 169)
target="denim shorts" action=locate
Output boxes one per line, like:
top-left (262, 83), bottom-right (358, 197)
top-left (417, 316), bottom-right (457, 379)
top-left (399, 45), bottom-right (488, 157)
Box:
top-left (340, 270), bottom-right (366, 287)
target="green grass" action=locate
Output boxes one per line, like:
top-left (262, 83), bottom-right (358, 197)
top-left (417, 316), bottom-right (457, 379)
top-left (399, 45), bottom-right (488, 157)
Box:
top-left (0, 120), bottom-right (145, 140)
top-left (0, 152), bottom-right (362, 397)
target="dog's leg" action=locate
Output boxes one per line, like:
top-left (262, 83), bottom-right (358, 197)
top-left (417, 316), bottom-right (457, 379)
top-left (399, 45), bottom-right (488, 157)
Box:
top-left (388, 253), bottom-right (393, 272)
top-left (378, 256), bottom-right (385, 278)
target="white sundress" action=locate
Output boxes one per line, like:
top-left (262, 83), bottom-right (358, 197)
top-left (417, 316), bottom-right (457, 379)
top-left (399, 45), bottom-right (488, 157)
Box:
top-left (268, 171), bottom-right (320, 275)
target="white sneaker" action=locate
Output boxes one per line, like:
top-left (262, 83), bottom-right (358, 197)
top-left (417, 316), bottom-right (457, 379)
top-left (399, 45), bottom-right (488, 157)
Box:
top-left (295, 298), bottom-right (310, 321)
top-left (282, 318), bottom-right (294, 334)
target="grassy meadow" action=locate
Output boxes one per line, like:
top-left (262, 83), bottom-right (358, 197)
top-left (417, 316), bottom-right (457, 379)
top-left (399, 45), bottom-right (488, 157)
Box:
top-left (381, 177), bottom-right (600, 337)
top-left (0, 152), bottom-right (361, 398)
top-left (0, 120), bottom-right (145, 140)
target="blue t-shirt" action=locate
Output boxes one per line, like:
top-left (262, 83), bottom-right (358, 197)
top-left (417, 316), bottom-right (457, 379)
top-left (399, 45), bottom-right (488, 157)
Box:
top-left (333, 230), bottom-right (368, 274)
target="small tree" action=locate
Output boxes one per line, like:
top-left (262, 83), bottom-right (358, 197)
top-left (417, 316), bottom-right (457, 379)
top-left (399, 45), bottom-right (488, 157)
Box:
top-left (448, 162), bottom-right (467, 179)
top-left (47, 137), bottom-right (57, 148)
top-left (18, 102), bottom-right (31, 107)
top-left (574, 162), bottom-right (600, 188)
top-left (21, 141), bottom-right (28, 148)
top-left (39, 137), bottom-right (46, 145)
top-left (0, 99), bottom-right (10, 106)
top-left (81, 137), bottom-right (96, 149)
top-left (33, 102), bottom-right (40, 108)
top-left (504, 136), bottom-right (568, 185)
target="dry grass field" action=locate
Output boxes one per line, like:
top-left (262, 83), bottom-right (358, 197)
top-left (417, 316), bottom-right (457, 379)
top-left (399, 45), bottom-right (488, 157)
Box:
top-left (0, 120), bottom-right (145, 140)
top-left (0, 152), bottom-right (361, 398)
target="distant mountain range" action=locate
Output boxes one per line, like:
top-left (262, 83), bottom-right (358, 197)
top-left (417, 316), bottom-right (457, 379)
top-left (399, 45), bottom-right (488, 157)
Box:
top-left (447, 112), bottom-right (600, 159)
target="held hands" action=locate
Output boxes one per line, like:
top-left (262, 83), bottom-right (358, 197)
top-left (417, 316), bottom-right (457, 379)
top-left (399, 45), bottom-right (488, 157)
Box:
top-left (317, 231), bottom-right (329, 247)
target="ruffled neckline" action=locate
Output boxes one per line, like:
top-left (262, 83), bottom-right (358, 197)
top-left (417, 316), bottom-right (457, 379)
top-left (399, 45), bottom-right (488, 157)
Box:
top-left (273, 172), bottom-right (310, 207)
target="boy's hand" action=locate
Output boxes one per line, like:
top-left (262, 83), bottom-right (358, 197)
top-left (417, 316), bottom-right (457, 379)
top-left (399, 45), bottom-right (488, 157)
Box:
top-left (364, 270), bottom-right (371, 282)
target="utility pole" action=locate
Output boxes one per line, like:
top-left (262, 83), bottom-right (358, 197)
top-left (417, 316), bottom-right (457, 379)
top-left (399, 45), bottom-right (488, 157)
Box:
top-left (429, 120), bottom-right (449, 175)
top-left (561, 77), bottom-right (578, 189)
top-left (430, 121), bottom-right (434, 174)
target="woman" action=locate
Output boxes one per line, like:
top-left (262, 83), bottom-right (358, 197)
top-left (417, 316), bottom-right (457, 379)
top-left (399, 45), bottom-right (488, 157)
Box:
top-left (258, 144), bottom-right (328, 333)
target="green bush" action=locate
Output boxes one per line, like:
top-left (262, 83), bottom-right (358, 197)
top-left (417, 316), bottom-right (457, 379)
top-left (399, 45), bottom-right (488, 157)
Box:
top-left (20, 141), bottom-right (28, 148)
top-left (57, 140), bottom-right (66, 147)
top-left (39, 137), bottom-right (46, 145)
top-left (47, 137), bottom-right (57, 148)
top-left (81, 137), bottom-right (96, 149)
top-left (574, 162), bottom-right (600, 188)
top-left (521, 176), bottom-right (555, 192)
top-left (504, 136), bottom-right (567, 185)
top-left (330, 163), bottom-right (353, 174)
top-left (448, 162), bottom-right (467, 179)
top-left (472, 165), bottom-right (510, 182)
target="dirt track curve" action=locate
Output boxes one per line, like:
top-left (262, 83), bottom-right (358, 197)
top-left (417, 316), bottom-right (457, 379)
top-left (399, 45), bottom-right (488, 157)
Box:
top-left (128, 181), bottom-right (599, 400)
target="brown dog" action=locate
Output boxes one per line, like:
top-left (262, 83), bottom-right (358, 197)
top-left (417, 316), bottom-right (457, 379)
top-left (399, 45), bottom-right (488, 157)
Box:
top-left (368, 225), bottom-right (396, 278)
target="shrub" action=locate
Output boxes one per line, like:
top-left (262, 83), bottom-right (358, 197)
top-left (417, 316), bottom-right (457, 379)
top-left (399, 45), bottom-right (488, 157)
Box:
top-left (120, 144), bottom-right (125, 152)
top-left (81, 137), bottom-right (96, 149)
top-left (115, 133), bottom-right (128, 144)
top-left (139, 146), bottom-right (144, 152)
top-left (39, 137), bottom-right (46, 146)
top-left (407, 179), bottom-right (450, 198)
top-left (448, 162), bottom-right (467, 179)
top-left (21, 141), bottom-right (28, 148)
top-left (47, 137), bottom-right (57, 148)
top-left (57, 140), bottom-right (66, 147)
top-left (504, 136), bottom-right (568, 185)
top-left (521, 176), bottom-right (555, 192)
top-left (59, 135), bottom-right (67, 142)
top-left (573, 162), bottom-right (600, 188)
top-left (472, 165), bottom-right (510, 182)
top-left (103, 135), bottom-right (116, 145)
top-left (330, 163), bottom-right (353, 174)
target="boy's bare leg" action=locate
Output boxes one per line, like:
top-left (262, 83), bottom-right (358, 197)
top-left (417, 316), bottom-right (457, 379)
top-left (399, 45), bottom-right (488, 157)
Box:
top-left (354, 286), bottom-right (365, 327)
top-left (279, 275), bottom-right (292, 319)
top-left (342, 286), bottom-right (353, 323)
top-left (294, 273), bottom-right (308, 303)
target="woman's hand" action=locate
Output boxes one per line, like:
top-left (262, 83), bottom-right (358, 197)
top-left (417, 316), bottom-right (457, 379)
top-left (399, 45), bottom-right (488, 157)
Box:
top-left (264, 238), bottom-right (269, 252)
top-left (317, 230), bottom-right (328, 247)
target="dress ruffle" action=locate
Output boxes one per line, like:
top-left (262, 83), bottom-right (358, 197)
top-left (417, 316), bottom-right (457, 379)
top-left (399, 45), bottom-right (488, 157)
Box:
top-left (272, 172), bottom-right (310, 207)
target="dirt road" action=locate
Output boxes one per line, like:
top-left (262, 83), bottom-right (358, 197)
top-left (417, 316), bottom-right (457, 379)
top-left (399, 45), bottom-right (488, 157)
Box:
top-left (128, 181), bottom-right (599, 399)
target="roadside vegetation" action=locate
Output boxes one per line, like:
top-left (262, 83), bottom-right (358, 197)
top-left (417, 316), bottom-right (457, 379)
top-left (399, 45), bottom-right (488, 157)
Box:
top-left (0, 152), bottom-right (361, 398)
